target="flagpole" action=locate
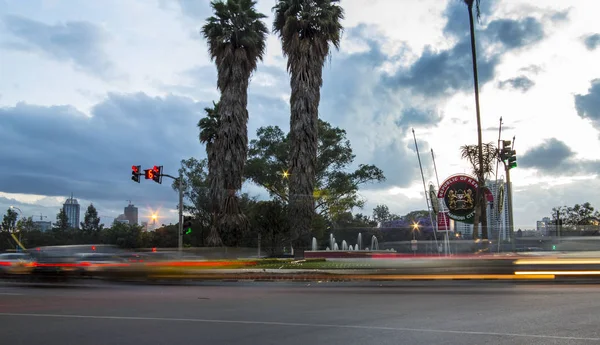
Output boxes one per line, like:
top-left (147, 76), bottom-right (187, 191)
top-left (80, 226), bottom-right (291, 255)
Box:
top-left (431, 149), bottom-right (450, 255)
top-left (412, 129), bottom-right (439, 255)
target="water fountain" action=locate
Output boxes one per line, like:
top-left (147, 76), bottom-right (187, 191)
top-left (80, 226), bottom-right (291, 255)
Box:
top-left (329, 234), bottom-right (335, 250)
top-left (349, 245), bottom-right (354, 251)
top-left (371, 235), bottom-right (379, 250)
top-left (342, 240), bottom-right (348, 250)
top-left (312, 237), bottom-right (318, 251)
top-left (357, 233), bottom-right (362, 251)
top-left (333, 243), bottom-right (339, 250)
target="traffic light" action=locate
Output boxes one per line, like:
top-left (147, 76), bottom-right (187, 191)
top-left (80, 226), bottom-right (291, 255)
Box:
top-left (152, 165), bottom-right (162, 184)
top-left (131, 165), bottom-right (141, 183)
top-left (500, 140), bottom-right (517, 169)
top-left (183, 216), bottom-right (193, 234)
top-left (144, 165), bottom-right (163, 184)
top-left (508, 151), bottom-right (517, 169)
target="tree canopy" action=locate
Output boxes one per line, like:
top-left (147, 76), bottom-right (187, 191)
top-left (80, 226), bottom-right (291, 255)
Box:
top-left (552, 202), bottom-right (600, 226)
top-left (244, 119), bottom-right (385, 219)
top-left (81, 204), bottom-right (103, 232)
top-left (1, 208), bottom-right (18, 231)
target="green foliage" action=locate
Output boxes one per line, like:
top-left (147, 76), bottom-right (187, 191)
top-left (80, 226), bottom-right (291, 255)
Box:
top-left (1, 208), bottom-right (18, 232)
top-left (16, 216), bottom-right (38, 232)
top-left (245, 120), bottom-right (385, 219)
top-left (552, 202), bottom-right (600, 227)
top-left (54, 208), bottom-right (70, 231)
top-left (102, 222), bottom-right (144, 248)
top-left (81, 204), bottom-right (103, 232)
top-left (172, 158), bottom-right (211, 226)
top-left (248, 200), bottom-right (289, 255)
top-left (372, 204), bottom-right (400, 223)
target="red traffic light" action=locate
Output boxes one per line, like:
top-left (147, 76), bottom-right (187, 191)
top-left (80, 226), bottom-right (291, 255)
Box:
top-left (132, 165), bottom-right (139, 173)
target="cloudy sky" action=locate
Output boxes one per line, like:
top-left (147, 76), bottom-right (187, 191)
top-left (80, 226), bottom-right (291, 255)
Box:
top-left (1, 0), bottom-right (599, 229)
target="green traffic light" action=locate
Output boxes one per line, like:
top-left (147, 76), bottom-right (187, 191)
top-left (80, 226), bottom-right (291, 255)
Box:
top-left (185, 228), bottom-right (192, 235)
top-left (552, 245), bottom-right (556, 250)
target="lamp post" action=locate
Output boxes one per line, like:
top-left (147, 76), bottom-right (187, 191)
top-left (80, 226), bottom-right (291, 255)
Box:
top-left (411, 222), bottom-right (419, 256)
top-left (10, 206), bottom-right (23, 250)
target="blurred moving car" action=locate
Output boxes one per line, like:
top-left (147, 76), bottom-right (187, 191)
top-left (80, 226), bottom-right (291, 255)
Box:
top-left (0, 252), bottom-right (34, 277)
top-left (29, 249), bottom-right (79, 281)
top-left (74, 253), bottom-right (129, 277)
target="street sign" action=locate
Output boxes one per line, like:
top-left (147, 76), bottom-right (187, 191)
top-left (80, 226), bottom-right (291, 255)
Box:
top-left (437, 212), bottom-right (451, 232)
top-left (411, 239), bottom-right (417, 251)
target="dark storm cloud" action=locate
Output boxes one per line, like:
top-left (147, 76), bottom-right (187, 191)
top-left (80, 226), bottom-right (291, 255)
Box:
top-left (520, 138), bottom-right (600, 175)
top-left (442, 0), bottom-right (499, 38)
top-left (574, 79), bottom-right (600, 130)
top-left (497, 76), bottom-right (535, 92)
top-left (582, 33), bottom-right (600, 50)
top-left (1, 15), bottom-right (116, 79)
top-left (484, 17), bottom-right (544, 49)
top-left (0, 93), bottom-right (209, 206)
top-left (395, 107), bottom-right (441, 127)
top-left (385, 1), bottom-right (547, 99)
top-left (520, 138), bottom-right (574, 170)
top-left (319, 24), bottom-right (424, 188)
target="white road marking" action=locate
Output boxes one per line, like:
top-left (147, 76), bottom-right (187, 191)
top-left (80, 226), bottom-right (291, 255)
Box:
top-left (0, 312), bottom-right (598, 341)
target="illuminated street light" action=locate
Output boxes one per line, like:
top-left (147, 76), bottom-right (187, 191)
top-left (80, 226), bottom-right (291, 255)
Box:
top-left (411, 222), bottom-right (420, 241)
top-left (281, 170), bottom-right (290, 179)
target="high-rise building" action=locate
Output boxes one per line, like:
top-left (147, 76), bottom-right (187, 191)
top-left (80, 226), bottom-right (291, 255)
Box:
top-left (63, 194), bottom-right (81, 229)
top-left (537, 217), bottom-right (551, 236)
top-left (124, 202), bottom-right (138, 225)
top-left (34, 221), bottom-right (52, 232)
top-left (115, 214), bottom-right (129, 224)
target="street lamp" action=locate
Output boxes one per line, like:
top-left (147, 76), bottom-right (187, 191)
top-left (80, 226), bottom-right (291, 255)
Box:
top-left (411, 222), bottom-right (420, 256)
top-left (411, 222), bottom-right (420, 240)
top-left (10, 206), bottom-right (23, 248)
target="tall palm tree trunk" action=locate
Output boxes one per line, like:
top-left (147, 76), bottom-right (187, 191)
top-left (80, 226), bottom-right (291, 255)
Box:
top-left (207, 143), bottom-right (223, 247)
top-left (288, 66), bottom-right (322, 250)
top-left (467, 1), bottom-right (487, 239)
top-left (217, 68), bottom-right (251, 246)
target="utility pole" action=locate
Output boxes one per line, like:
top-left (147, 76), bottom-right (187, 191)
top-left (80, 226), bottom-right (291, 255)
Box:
top-left (505, 163), bottom-right (514, 249)
top-left (499, 136), bottom-right (517, 251)
top-left (178, 173), bottom-right (184, 256)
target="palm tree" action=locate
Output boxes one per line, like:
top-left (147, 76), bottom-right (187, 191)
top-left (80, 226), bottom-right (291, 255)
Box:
top-left (272, 0), bottom-right (344, 249)
top-left (198, 101), bottom-right (223, 246)
top-left (202, 0), bottom-right (268, 245)
top-left (460, 142), bottom-right (498, 239)
top-left (461, 0), bottom-right (486, 240)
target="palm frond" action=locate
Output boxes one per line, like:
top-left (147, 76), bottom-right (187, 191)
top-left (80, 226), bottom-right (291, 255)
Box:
top-left (201, 0), bottom-right (268, 85)
top-left (272, 0), bottom-right (344, 68)
top-left (198, 101), bottom-right (220, 145)
top-left (460, 142), bottom-right (497, 178)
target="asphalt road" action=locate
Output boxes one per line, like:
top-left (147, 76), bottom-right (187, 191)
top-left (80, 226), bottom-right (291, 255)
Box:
top-left (1, 281), bottom-right (600, 344)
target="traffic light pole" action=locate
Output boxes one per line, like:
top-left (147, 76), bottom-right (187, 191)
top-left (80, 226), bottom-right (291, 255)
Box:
top-left (178, 175), bottom-right (183, 255)
top-left (160, 173), bottom-right (184, 256)
top-left (505, 163), bottom-right (515, 251)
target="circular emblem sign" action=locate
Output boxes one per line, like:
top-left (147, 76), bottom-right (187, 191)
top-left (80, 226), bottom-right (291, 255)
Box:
top-left (437, 174), bottom-right (478, 224)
